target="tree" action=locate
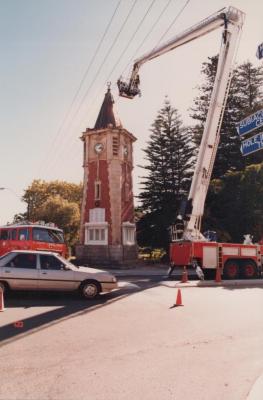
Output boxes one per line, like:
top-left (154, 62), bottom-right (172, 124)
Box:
top-left (137, 99), bottom-right (194, 249)
top-left (22, 180), bottom-right (82, 222)
top-left (15, 180), bottom-right (83, 248)
top-left (204, 162), bottom-right (263, 243)
top-left (35, 196), bottom-right (81, 247)
top-left (190, 57), bottom-right (263, 178)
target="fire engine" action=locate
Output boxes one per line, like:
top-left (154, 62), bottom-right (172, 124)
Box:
top-left (0, 221), bottom-right (68, 258)
top-left (117, 6), bottom-right (263, 279)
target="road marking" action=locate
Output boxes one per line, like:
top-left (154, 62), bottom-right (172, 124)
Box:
top-left (118, 282), bottom-right (140, 290)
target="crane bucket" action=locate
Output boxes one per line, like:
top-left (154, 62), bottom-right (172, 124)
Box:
top-left (117, 77), bottom-right (141, 99)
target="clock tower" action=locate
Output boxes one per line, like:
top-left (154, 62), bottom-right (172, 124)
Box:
top-left (76, 85), bottom-right (137, 264)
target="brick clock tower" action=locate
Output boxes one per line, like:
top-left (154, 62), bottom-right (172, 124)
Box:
top-left (76, 85), bottom-right (137, 264)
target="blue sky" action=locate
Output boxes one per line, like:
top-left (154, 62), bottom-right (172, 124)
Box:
top-left (0, 0), bottom-right (262, 224)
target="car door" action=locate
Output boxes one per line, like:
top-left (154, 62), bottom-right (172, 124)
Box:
top-left (2, 252), bottom-right (38, 290)
top-left (38, 254), bottom-right (75, 291)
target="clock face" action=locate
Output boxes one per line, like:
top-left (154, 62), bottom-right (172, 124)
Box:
top-left (123, 145), bottom-right (128, 156)
top-left (94, 143), bottom-right (104, 154)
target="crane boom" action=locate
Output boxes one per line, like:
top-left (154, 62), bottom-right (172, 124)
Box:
top-left (117, 6), bottom-right (245, 241)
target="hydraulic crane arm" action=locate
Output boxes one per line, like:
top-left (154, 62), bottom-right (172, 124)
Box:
top-left (118, 6), bottom-right (245, 241)
top-left (117, 7), bottom-right (244, 99)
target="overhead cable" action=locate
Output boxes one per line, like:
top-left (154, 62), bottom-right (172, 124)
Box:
top-left (154, 0), bottom-right (191, 48)
top-left (48, 0), bottom-right (156, 172)
top-left (42, 0), bottom-right (139, 177)
top-left (121, 0), bottom-right (173, 77)
top-left (37, 0), bottom-right (122, 177)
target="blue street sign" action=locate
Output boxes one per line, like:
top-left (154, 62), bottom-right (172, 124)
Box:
top-left (256, 42), bottom-right (263, 59)
top-left (236, 109), bottom-right (263, 137)
top-left (240, 131), bottom-right (263, 156)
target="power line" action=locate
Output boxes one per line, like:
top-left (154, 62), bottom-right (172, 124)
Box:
top-left (59, 0), bottom-right (139, 132)
top-left (121, 0), bottom-right (173, 78)
top-left (43, 0), bottom-right (192, 180)
top-left (44, 0), bottom-right (187, 177)
top-left (154, 0), bottom-right (191, 48)
top-left (42, 0), bottom-right (139, 178)
top-left (37, 0), bottom-right (122, 177)
top-left (48, 0), bottom-right (159, 170)
top-left (81, 0), bottom-right (191, 129)
top-left (79, 0), bottom-right (158, 127)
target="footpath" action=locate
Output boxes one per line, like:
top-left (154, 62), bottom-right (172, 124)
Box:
top-left (98, 262), bottom-right (263, 288)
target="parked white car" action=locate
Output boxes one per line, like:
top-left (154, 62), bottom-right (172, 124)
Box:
top-left (0, 250), bottom-right (118, 299)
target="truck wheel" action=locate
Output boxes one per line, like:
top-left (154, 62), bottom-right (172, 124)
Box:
top-left (224, 261), bottom-right (240, 280)
top-left (241, 261), bottom-right (258, 279)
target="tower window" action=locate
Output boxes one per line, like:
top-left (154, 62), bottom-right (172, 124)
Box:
top-left (88, 228), bottom-right (105, 242)
top-left (94, 181), bottom-right (101, 200)
top-left (112, 137), bottom-right (119, 156)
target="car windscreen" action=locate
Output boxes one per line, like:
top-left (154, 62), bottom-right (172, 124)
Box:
top-left (32, 228), bottom-right (65, 244)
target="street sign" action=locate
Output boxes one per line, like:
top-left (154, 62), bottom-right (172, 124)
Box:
top-left (236, 109), bottom-right (263, 137)
top-left (256, 42), bottom-right (263, 59)
top-left (240, 131), bottom-right (263, 156)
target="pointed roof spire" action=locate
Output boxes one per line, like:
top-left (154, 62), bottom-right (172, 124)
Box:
top-left (94, 83), bottom-right (122, 130)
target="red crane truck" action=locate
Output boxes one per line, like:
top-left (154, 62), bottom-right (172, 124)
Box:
top-left (118, 6), bottom-right (263, 279)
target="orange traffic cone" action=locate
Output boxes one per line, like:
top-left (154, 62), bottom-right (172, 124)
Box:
top-left (215, 268), bottom-right (222, 283)
top-left (175, 289), bottom-right (183, 306)
top-left (181, 267), bottom-right (188, 283)
top-left (0, 288), bottom-right (5, 312)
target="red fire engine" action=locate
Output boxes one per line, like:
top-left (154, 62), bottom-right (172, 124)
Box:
top-left (0, 221), bottom-right (68, 258)
top-left (118, 6), bottom-right (263, 279)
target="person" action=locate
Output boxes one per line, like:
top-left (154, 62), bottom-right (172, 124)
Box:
top-left (167, 264), bottom-right (175, 278)
top-left (42, 259), bottom-right (50, 270)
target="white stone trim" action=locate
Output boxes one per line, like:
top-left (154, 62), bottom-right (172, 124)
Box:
top-left (89, 208), bottom-right (105, 223)
top-left (84, 222), bottom-right (108, 245)
top-left (122, 222), bottom-right (136, 245)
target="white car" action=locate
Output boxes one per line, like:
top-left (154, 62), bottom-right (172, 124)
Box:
top-left (0, 250), bottom-right (118, 299)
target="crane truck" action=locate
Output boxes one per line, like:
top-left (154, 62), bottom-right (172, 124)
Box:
top-left (117, 6), bottom-right (263, 280)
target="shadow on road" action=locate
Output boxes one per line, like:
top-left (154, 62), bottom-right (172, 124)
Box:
top-left (0, 280), bottom-right (159, 348)
top-left (221, 282), bottom-right (263, 290)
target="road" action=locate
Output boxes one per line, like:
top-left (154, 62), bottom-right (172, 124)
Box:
top-left (1, 276), bottom-right (263, 400)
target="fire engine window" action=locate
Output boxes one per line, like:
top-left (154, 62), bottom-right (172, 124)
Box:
top-left (0, 230), bottom-right (8, 240)
top-left (33, 228), bottom-right (50, 242)
top-left (33, 228), bottom-right (64, 244)
top-left (11, 229), bottom-right (17, 240)
top-left (18, 228), bottom-right (29, 241)
top-left (7, 253), bottom-right (37, 269)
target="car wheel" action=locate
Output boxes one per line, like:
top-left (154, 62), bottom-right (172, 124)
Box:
top-left (224, 261), bottom-right (240, 280)
top-left (80, 281), bottom-right (101, 299)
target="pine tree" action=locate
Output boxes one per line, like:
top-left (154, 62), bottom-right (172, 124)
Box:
top-left (205, 162), bottom-right (263, 242)
top-left (137, 99), bottom-right (194, 249)
top-left (190, 57), bottom-right (263, 178)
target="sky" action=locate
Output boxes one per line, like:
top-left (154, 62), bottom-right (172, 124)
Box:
top-left (0, 0), bottom-right (262, 224)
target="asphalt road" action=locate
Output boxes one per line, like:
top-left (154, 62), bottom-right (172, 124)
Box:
top-left (1, 278), bottom-right (263, 400)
